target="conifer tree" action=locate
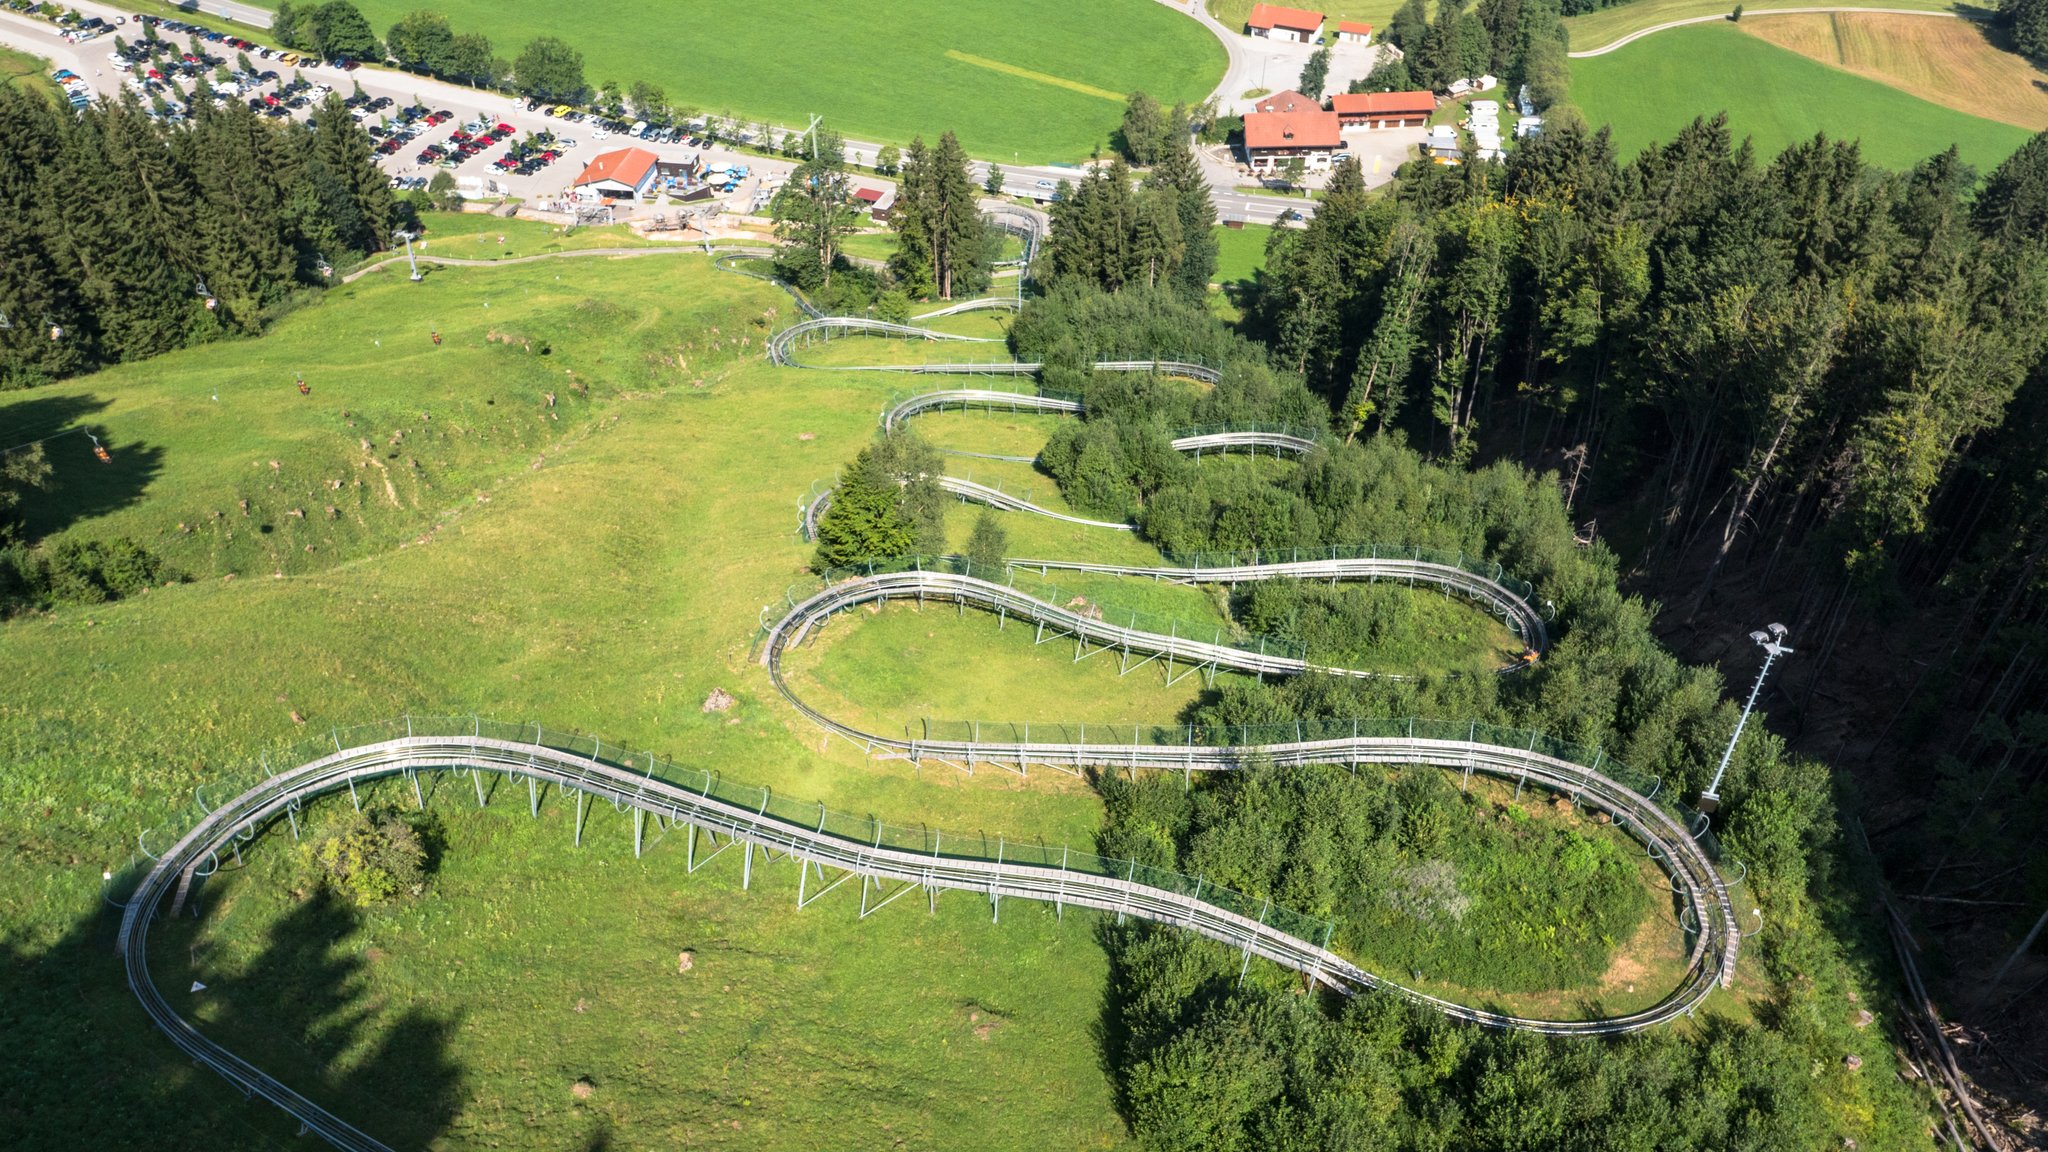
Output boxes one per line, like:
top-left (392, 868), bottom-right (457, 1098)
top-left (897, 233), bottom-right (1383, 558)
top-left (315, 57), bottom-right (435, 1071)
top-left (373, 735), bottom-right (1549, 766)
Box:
top-left (1144, 141), bottom-right (1218, 300)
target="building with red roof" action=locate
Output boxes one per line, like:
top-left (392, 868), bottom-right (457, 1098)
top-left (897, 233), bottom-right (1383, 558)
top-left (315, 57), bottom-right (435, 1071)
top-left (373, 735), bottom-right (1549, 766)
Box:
top-left (1252, 90), bottom-right (1319, 115)
top-left (1246, 3), bottom-right (1324, 42)
top-left (1241, 104), bottom-right (1344, 173)
top-left (1330, 90), bottom-right (1437, 130)
top-left (1335, 20), bottom-right (1373, 44)
top-left (571, 147), bottom-right (660, 200)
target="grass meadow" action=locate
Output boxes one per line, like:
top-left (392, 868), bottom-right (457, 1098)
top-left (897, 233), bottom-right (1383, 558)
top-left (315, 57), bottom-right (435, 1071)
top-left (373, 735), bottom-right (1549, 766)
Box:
top-left (1738, 10), bottom-right (2048, 130)
top-left (2, 248), bottom-right (1687, 1147)
top-left (1570, 22), bottom-right (2034, 173)
top-left (0, 254), bottom-right (1125, 1148)
top-left (1561, 0), bottom-right (1967, 49)
top-left (1211, 223), bottom-right (1273, 289)
top-left (246, 0), bottom-right (1224, 163)
top-left (0, 42), bottom-right (56, 100)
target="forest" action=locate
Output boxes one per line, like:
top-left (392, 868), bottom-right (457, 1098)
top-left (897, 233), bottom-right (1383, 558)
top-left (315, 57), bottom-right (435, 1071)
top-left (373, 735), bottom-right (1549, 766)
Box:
top-left (0, 85), bottom-right (399, 389)
top-left (994, 121), bottom-right (2048, 1145)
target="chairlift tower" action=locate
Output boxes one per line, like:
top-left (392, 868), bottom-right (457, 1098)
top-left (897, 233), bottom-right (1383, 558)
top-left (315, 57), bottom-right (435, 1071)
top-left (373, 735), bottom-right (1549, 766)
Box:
top-left (1698, 623), bottom-right (1793, 814)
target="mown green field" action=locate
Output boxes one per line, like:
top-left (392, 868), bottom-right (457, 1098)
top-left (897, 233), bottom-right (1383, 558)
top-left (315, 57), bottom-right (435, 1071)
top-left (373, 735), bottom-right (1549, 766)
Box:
top-left (248, 0), bottom-right (1225, 163)
top-left (1212, 223), bottom-right (1273, 288)
top-left (1570, 22), bottom-right (2034, 172)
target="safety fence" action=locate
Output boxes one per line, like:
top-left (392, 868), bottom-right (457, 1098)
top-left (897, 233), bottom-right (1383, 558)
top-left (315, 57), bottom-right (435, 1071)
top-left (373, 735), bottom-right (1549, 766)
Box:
top-left (123, 714), bottom-right (1334, 953)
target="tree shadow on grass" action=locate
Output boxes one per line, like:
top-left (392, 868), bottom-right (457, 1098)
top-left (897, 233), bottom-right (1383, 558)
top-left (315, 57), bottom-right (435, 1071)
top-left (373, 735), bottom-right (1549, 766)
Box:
top-left (0, 390), bottom-right (165, 541)
top-left (0, 880), bottom-right (464, 1150)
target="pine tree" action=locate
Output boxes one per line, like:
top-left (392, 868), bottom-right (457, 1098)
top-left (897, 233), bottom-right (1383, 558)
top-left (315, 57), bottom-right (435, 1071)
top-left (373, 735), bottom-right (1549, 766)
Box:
top-left (889, 137), bottom-right (936, 297)
top-left (1389, 0), bottom-right (1430, 51)
top-left (1343, 220), bottom-right (1434, 439)
top-left (1119, 91), bottom-right (1166, 165)
top-left (813, 448), bottom-right (915, 570)
top-left (309, 95), bottom-right (396, 253)
top-left (890, 133), bottom-right (991, 300)
top-left (1144, 141), bottom-right (1217, 300)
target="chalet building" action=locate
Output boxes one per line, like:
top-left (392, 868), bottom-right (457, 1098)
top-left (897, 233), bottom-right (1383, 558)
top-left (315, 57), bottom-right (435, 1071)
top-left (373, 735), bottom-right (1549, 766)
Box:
top-left (1242, 105), bottom-right (1344, 173)
top-left (1334, 20), bottom-right (1373, 44)
top-left (1245, 3), bottom-right (1324, 42)
top-left (571, 147), bottom-right (660, 200)
top-left (1253, 89), bottom-right (1319, 115)
top-left (1329, 90), bottom-right (1436, 130)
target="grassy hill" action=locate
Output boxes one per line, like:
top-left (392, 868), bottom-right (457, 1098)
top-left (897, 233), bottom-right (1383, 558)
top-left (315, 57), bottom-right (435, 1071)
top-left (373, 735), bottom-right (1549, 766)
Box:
top-left (2, 241), bottom-right (1684, 1147)
top-left (1570, 21), bottom-right (2034, 172)
top-left (0, 254), bottom-right (1129, 1149)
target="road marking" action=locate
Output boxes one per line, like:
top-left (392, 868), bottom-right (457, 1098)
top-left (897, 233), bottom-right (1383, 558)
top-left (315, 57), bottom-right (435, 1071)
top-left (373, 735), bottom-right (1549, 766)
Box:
top-left (943, 50), bottom-right (1125, 102)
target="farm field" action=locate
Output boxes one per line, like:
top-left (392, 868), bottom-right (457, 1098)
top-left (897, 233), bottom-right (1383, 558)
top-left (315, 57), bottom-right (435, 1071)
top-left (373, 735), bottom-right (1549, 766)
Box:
top-left (245, 0), bottom-right (1225, 163)
top-left (1738, 11), bottom-right (2048, 130)
top-left (1561, 0), bottom-right (1964, 51)
top-left (1570, 22), bottom-right (2034, 172)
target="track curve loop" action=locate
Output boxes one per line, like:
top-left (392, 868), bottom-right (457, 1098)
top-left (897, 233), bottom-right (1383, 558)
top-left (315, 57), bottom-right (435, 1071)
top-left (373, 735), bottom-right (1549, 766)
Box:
top-left (760, 565), bottom-right (1738, 1029)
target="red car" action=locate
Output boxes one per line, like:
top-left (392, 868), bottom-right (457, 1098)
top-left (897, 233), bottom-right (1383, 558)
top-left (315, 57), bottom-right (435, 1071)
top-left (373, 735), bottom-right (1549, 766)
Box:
top-left (495, 122), bottom-right (514, 134)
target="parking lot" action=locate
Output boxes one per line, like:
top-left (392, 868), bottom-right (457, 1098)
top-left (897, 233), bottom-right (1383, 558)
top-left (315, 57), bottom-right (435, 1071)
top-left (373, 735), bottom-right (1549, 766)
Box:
top-left (32, 11), bottom-right (799, 216)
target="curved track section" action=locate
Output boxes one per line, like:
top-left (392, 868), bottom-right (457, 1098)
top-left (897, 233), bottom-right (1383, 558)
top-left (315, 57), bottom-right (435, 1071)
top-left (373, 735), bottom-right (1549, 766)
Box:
top-left (760, 568), bottom-right (1739, 1030)
top-left (942, 477), bottom-right (1135, 530)
top-left (1012, 554), bottom-right (1548, 653)
top-left (881, 389), bottom-right (1319, 457)
top-left (768, 318), bottom-right (1223, 384)
top-left (913, 295), bottom-right (1023, 320)
top-left (122, 730), bottom-right (1684, 1150)
top-left (801, 478), bottom-right (1135, 539)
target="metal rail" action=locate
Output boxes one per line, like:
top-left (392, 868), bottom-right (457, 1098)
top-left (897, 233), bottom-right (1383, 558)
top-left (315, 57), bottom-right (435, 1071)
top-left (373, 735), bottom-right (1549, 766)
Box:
top-left (1012, 554), bottom-right (1546, 652)
top-left (767, 317), bottom-right (1222, 384)
top-left (122, 720), bottom-right (1734, 1152)
top-left (758, 568), bottom-right (1739, 1017)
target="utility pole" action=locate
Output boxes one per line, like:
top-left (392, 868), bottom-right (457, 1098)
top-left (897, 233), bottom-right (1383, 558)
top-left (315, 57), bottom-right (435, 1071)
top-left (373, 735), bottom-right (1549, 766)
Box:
top-left (394, 229), bottom-right (423, 281)
top-left (1699, 623), bottom-right (1792, 813)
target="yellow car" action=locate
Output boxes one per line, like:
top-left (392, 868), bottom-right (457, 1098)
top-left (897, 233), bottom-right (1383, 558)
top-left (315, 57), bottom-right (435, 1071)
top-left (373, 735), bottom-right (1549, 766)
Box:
top-left (551, 104), bottom-right (571, 117)
top-left (280, 53), bottom-right (299, 65)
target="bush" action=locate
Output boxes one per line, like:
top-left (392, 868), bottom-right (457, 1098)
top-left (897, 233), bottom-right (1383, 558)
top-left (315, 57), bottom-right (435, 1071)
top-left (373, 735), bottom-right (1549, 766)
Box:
top-left (300, 805), bottom-right (439, 907)
top-left (0, 535), bottom-right (171, 615)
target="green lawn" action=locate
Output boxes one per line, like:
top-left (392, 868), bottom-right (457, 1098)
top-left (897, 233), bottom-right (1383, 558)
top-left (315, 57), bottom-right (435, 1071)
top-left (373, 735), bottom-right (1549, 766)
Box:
top-left (1570, 22), bottom-right (2034, 173)
top-left (0, 43), bottom-right (57, 101)
top-left (406, 211), bottom-right (671, 257)
top-left (1562, 0), bottom-right (1968, 51)
top-left (1211, 223), bottom-right (1272, 287)
top-left (245, 0), bottom-right (1225, 163)
top-left (0, 254), bottom-right (1126, 1148)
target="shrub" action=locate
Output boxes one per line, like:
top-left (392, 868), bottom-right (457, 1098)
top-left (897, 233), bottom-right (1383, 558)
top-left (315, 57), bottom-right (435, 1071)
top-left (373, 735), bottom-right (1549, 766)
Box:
top-left (301, 806), bottom-right (439, 907)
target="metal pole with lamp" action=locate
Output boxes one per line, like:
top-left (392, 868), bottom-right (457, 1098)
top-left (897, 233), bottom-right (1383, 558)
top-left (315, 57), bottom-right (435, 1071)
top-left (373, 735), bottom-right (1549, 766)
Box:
top-left (1698, 623), bottom-right (1792, 814)
top-left (394, 229), bottom-right (423, 281)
